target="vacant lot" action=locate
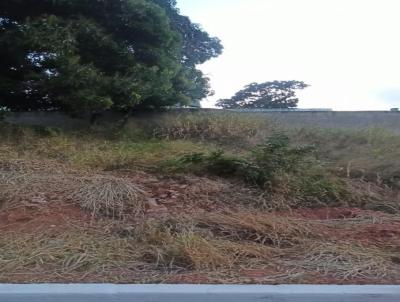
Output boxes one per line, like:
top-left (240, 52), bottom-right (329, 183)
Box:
top-left (1, 112), bottom-right (400, 284)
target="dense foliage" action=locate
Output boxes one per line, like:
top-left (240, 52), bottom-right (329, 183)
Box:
top-left (216, 81), bottom-right (309, 109)
top-left (0, 0), bottom-right (222, 114)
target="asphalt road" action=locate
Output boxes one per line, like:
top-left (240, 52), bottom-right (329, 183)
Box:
top-left (0, 284), bottom-right (399, 302)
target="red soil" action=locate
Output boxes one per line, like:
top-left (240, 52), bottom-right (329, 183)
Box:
top-left (1, 200), bottom-right (399, 284)
top-left (0, 202), bottom-right (91, 234)
top-left (282, 207), bottom-right (400, 247)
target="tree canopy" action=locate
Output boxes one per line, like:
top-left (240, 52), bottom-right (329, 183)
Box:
top-left (216, 81), bottom-right (309, 109)
top-left (0, 0), bottom-right (222, 114)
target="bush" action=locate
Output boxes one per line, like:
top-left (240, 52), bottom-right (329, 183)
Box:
top-left (0, 107), bottom-right (9, 121)
top-left (31, 125), bottom-right (62, 137)
top-left (252, 133), bottom-right (316, 180)
top-left (170, 133), bottom-right (315, 187)
top-left (206, 151), bottom-right (261, 182)
top-left (279, 170), bottom-right (349, 207)
top-left (167, 133), bottom-right (348, 206)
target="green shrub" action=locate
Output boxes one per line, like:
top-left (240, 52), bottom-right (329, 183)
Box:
top-left (252, 133), bottom-right (316, 179)
top-left (282, 170), bottom-right (349, 206)
top-left (201, 150), bottom-right (265, 185)
top-left (166, 150), bottom-right (264, 184)
top-left (31, 126), bottom-right (62, 137)
top-left (170, 133), bottom-right (316, 187)
top-left (0, 107), bottom-right (9, 121)
top-left (167, 133), bottom-right (348, 205)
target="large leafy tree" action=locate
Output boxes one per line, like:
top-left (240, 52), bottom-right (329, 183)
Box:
top-left (0, 0), bottom-right (222, 114)
top-left (216, 81), bottom-right (309, 109)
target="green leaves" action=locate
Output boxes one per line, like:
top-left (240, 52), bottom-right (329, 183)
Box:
top-left (171, 133), bottom-right (317, 188)
top-left (216, 81), bottom-right (309, 109)
top-left (0, 0), bottom-right (223, 114)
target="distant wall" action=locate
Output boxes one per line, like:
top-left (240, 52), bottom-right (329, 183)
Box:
top-left (5, 112), bottom-right (91, 129)
top-left (4, 110), bottom-right (400, 132)
top-left (251, 111), bottom-right (400, 132)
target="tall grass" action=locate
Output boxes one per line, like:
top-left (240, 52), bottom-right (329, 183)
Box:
top-left (164, 133), bottom-right (349, 207)
top-left (1, 116), bottom-right (400, 283)
top-left (0, 122), bottom-right (209, 170)
top-left (292, 127), bottom-right (400, 186)
top-left (150, 111), bottom-right (276, 145)
top-left (1, 112), bottom-right (400, 210)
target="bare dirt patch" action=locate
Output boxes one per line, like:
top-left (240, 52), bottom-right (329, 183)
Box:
top-left (0, 202), bottom-right (90, 234)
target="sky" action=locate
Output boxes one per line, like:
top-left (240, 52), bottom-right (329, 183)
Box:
top-left (177, 0), bottom-right (400, 110)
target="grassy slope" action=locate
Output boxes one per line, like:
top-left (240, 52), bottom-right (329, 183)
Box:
top-left (0, 112), bottom-right (400, 283)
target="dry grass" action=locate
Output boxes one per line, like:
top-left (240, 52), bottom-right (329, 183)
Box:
top-left (212, 239), bottom-right (279, 267)
top-left (175, 176), bottom-right (271, 209)
top-left (344, 179), bottom-right (400, 213)
top-left (0, 230), bottom-right (150, 283)
top-left (292, 127), bottom-right (400, 188)
top-left (71, 175), bottom-right (147, 219)
top-left (151, 111), bottom-right (276, 146)
top-left (1, 212), bottom-right (399, 283)
top-left (1, 121), bottom-right (400, 283)
top-left (292, 241), bottom-right (395, 279)
top-left (145, 231), bottom-right (232, 270)
top-left (0, 160), bottom-right (148, 219)
top-left (196, 211), bottom-right (312, 247)
top-left (0, 160), bottom-right (79, 209)
top-left (117, 217), bottom-right (278, 271)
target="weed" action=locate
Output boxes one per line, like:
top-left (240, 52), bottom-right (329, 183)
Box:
top-left (1, 116), bottom-right (400, 284)
top-left (71, 175), bottom-right (147, 219)
top-left (166, 133), bottom-right (354, 207)
top-left (252, 132), bottom-right (316, 177)
top-left (276, 171), bottom-right (349, 207)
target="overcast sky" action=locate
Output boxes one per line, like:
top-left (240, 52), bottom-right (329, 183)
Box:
top-left (177, 0), bottom-right (400, 110)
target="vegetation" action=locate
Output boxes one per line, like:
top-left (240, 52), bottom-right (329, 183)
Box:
top-left (166, 133), bottom-right (348, 207)
top-left (169, 134), bottom-right (314, 186)
top-left (1, 112), bottom-right (400, 283)
top-left (216, 81), bottom-right (309, 109)
top-left (0, 106), bottom-right (9, 120)
top-left (291, 127), bottom-right (400, 188)
top-left (1, 0), bottom-right (399, 286)
top-left (151, 111), bottom-right (275, 143)
top-left (1, 112), bottom-right (399, 210)
top-left (0, 0), bottom-right (222, 114)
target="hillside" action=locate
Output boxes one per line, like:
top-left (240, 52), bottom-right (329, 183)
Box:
top-left (1, 112), bottom-right (400, 284)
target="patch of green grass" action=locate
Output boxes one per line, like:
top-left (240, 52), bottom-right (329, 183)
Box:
top-left (0, 122), bottom-right (210, 171)
top-left (70, 139), bottom-right (208, 170)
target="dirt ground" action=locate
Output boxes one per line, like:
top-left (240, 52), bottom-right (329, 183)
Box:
top-left (1, 163), bottom-right (400, 284)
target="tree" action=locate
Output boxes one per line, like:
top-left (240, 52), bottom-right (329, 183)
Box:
top-left (150, 0), bottom-right (222, 106)
top-left (216, 81), bottom-right (309, 109)
top-left (0, 0), bottom-right (222, 114)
